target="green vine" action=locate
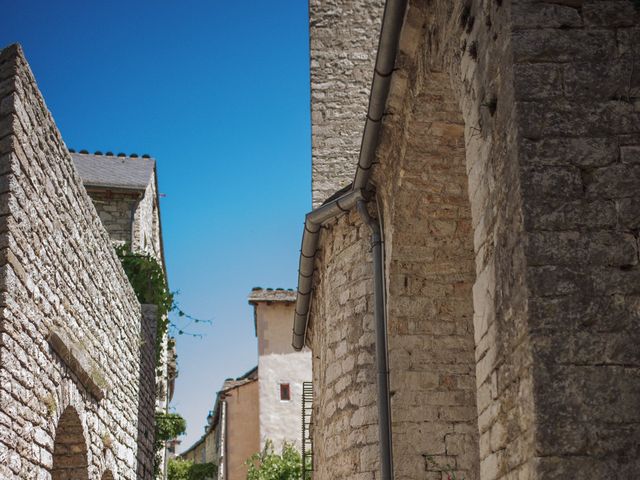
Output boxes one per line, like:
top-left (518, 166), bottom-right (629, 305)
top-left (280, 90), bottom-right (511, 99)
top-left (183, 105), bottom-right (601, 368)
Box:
top-left (116, 245), bottom-right (173, 363)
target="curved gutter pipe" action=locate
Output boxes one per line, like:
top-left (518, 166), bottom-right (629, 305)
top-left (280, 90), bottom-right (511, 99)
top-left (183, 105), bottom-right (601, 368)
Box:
top-left (293, 2), bottom-right (407, 479)
top-left (292, 0), bottom-right (407, 349)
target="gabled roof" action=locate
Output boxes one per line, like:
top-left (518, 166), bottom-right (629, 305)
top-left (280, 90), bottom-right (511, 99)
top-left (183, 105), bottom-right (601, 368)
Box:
top-left (71, 152), bottom-right (155, 191)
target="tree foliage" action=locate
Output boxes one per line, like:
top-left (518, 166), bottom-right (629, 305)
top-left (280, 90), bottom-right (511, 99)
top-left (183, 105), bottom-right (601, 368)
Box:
top-left (155, 411), bottom-right (187, 478)
top-left (156, 411), bottom-right (187, 442)
top-left (168, 458), bottom-right (217, 480)
top-left (245, 440), bottom-right (304, 480)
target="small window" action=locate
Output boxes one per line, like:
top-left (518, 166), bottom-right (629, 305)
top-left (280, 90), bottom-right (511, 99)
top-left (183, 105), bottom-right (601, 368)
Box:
top-left (280, 383), bottom-right (291, 401)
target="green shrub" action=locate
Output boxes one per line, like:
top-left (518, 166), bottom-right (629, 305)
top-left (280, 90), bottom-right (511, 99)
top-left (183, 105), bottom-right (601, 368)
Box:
top-left (245, 440), bottom-right (304, 480)
top-left (168, 458), bottom-right (217, 480)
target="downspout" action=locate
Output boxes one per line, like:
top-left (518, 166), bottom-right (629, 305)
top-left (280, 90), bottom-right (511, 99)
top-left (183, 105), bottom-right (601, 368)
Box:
top-left (357, 199), bottom-right (392, 480)
top-left (292, 1), bottom-right (407, 480)
top-left (292, 0), bottom-right (407, 350)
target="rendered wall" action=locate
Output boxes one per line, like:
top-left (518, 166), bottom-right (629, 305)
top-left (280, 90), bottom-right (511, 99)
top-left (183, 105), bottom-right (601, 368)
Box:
top-left (0, 44), bottom-right (154, 479)
top-left (255, 302), bottom-right (311, 451)
top-left (225, 381), bottom-right (259, 480)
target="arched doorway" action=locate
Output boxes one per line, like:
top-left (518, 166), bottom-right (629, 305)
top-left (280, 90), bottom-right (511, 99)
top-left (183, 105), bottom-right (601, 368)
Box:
top-left (51, 406), bottom-right (89, 480)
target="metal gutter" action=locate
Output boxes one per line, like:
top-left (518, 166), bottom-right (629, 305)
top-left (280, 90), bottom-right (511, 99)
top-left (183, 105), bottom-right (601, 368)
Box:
top-left (292, 0), bottom-right (407, 350)
top-left (292, 189), bottom-right (365, 348)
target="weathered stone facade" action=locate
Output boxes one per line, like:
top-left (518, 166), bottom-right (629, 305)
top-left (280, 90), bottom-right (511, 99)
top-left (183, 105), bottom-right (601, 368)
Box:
top-left (310, 0), bottom-right (385, 206)
top-left (0, 44), bottom-right (157, 479)
top-left (72, 152), bottom-right (163, 263)
top-left (306, 1), bottom-right (640, 479)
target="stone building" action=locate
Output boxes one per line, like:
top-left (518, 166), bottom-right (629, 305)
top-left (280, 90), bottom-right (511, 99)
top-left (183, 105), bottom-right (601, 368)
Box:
top-left (293, 2), bottom-right (640, 480)
top-left (182, 288), bottom-right (311, 479)
top-left (0, 44), bottom-right (164, 479)
top-left (70, 151), bottom-right (174, 475)
top-left (70, 151), bottom-right (164, 262)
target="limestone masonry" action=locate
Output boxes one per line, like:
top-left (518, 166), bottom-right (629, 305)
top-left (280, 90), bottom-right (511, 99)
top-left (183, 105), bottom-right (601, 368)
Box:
top-left (303, 1), bottom-right (640, 479)
top-left (0, 44), bottom-right (162, 479)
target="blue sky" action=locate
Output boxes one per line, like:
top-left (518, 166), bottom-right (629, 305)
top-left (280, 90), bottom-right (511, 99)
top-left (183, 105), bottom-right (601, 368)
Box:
top-left (2, 1), bottom-right (311, 450)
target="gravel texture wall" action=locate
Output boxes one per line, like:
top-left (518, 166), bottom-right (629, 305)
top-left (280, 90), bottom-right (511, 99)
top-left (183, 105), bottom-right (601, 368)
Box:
top-left (0, 44), bottom-right (156, 480)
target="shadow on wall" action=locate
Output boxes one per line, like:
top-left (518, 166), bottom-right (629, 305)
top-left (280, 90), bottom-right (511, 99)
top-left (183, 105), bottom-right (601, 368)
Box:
top-left (52, 406), bottom-right (89, 480)
top-left (137, 305), bottom-right (159, 479)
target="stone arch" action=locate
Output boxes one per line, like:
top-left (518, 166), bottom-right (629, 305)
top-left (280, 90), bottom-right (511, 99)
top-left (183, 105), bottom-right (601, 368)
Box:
top-left (375, 3), bottom-right (505, 479)
top-left (51, 406), bottom-right (89, 480)
top-left (101, 470), bottom-right (115, 480)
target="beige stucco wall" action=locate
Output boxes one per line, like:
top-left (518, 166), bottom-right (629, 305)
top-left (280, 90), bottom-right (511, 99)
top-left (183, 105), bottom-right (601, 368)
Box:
top-left (255, 301), bottom-right (312, 451)
top-left (256, 303), bottom-right (296, 356)
top-left (225, 380), bottom-right (260, 480)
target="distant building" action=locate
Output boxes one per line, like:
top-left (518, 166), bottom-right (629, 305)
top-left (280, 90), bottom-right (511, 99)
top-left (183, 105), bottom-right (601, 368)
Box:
top-left (182, 368), bottom-right (259, 480)
top-left (249, 288), bottom-right (312, 452)
top-left (182, 288), bottom-right (311, 479)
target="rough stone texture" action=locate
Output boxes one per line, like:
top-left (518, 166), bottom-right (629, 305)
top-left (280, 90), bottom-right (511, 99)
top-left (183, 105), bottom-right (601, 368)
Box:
top-left (309, 0), bottom-right (385, 207)
top-left (83, 190), bottom-right (137, 247)
top-left (0, 44), bottom-right (156, 479)
top-left (137, 305), bottom-right (158, 480)
top-left (307, 210), bottom-right (379, 479)
top-left (511, 2), bottom-right (640, 477)
top-left (307, 1), bottom-right (640, 479)
top-left (84, 169), bottom-right (162, 263)
top-left (132, 174), bottom-right (162, 261)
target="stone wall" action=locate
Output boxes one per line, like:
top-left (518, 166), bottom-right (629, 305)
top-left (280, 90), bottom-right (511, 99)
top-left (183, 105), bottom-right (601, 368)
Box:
top-left (306, 1), bottom-right (640, 479)
top-left (511, 2), bottom-right (640, 476)
top-left (0, 44), bottom-right (155, 479)
top-left (85, 170), bottom-right (161, 263)
top-left (132, 173), bottom-right (162, 261)
top-left (86, 190), bottom-right (136, 246)
top-left (309, 0), bottom-right (385, 206)
top-left (137, 305), bottom-right (158, 479)
top-left (307, 210), bottom-right (379, 479)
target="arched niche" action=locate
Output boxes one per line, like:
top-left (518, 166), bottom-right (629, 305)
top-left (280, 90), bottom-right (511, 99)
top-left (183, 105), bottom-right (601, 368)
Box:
top-left (51, 406), bottom-right (89, 480)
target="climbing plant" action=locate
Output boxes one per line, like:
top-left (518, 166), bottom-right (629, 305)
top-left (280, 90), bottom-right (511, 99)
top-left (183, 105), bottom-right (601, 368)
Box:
top-left (115, 245), bottom-right (211, 364)
top-left (115, 245), bottom-right (173, 363)
top-left (116, 246), bottom-right (212, 478)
